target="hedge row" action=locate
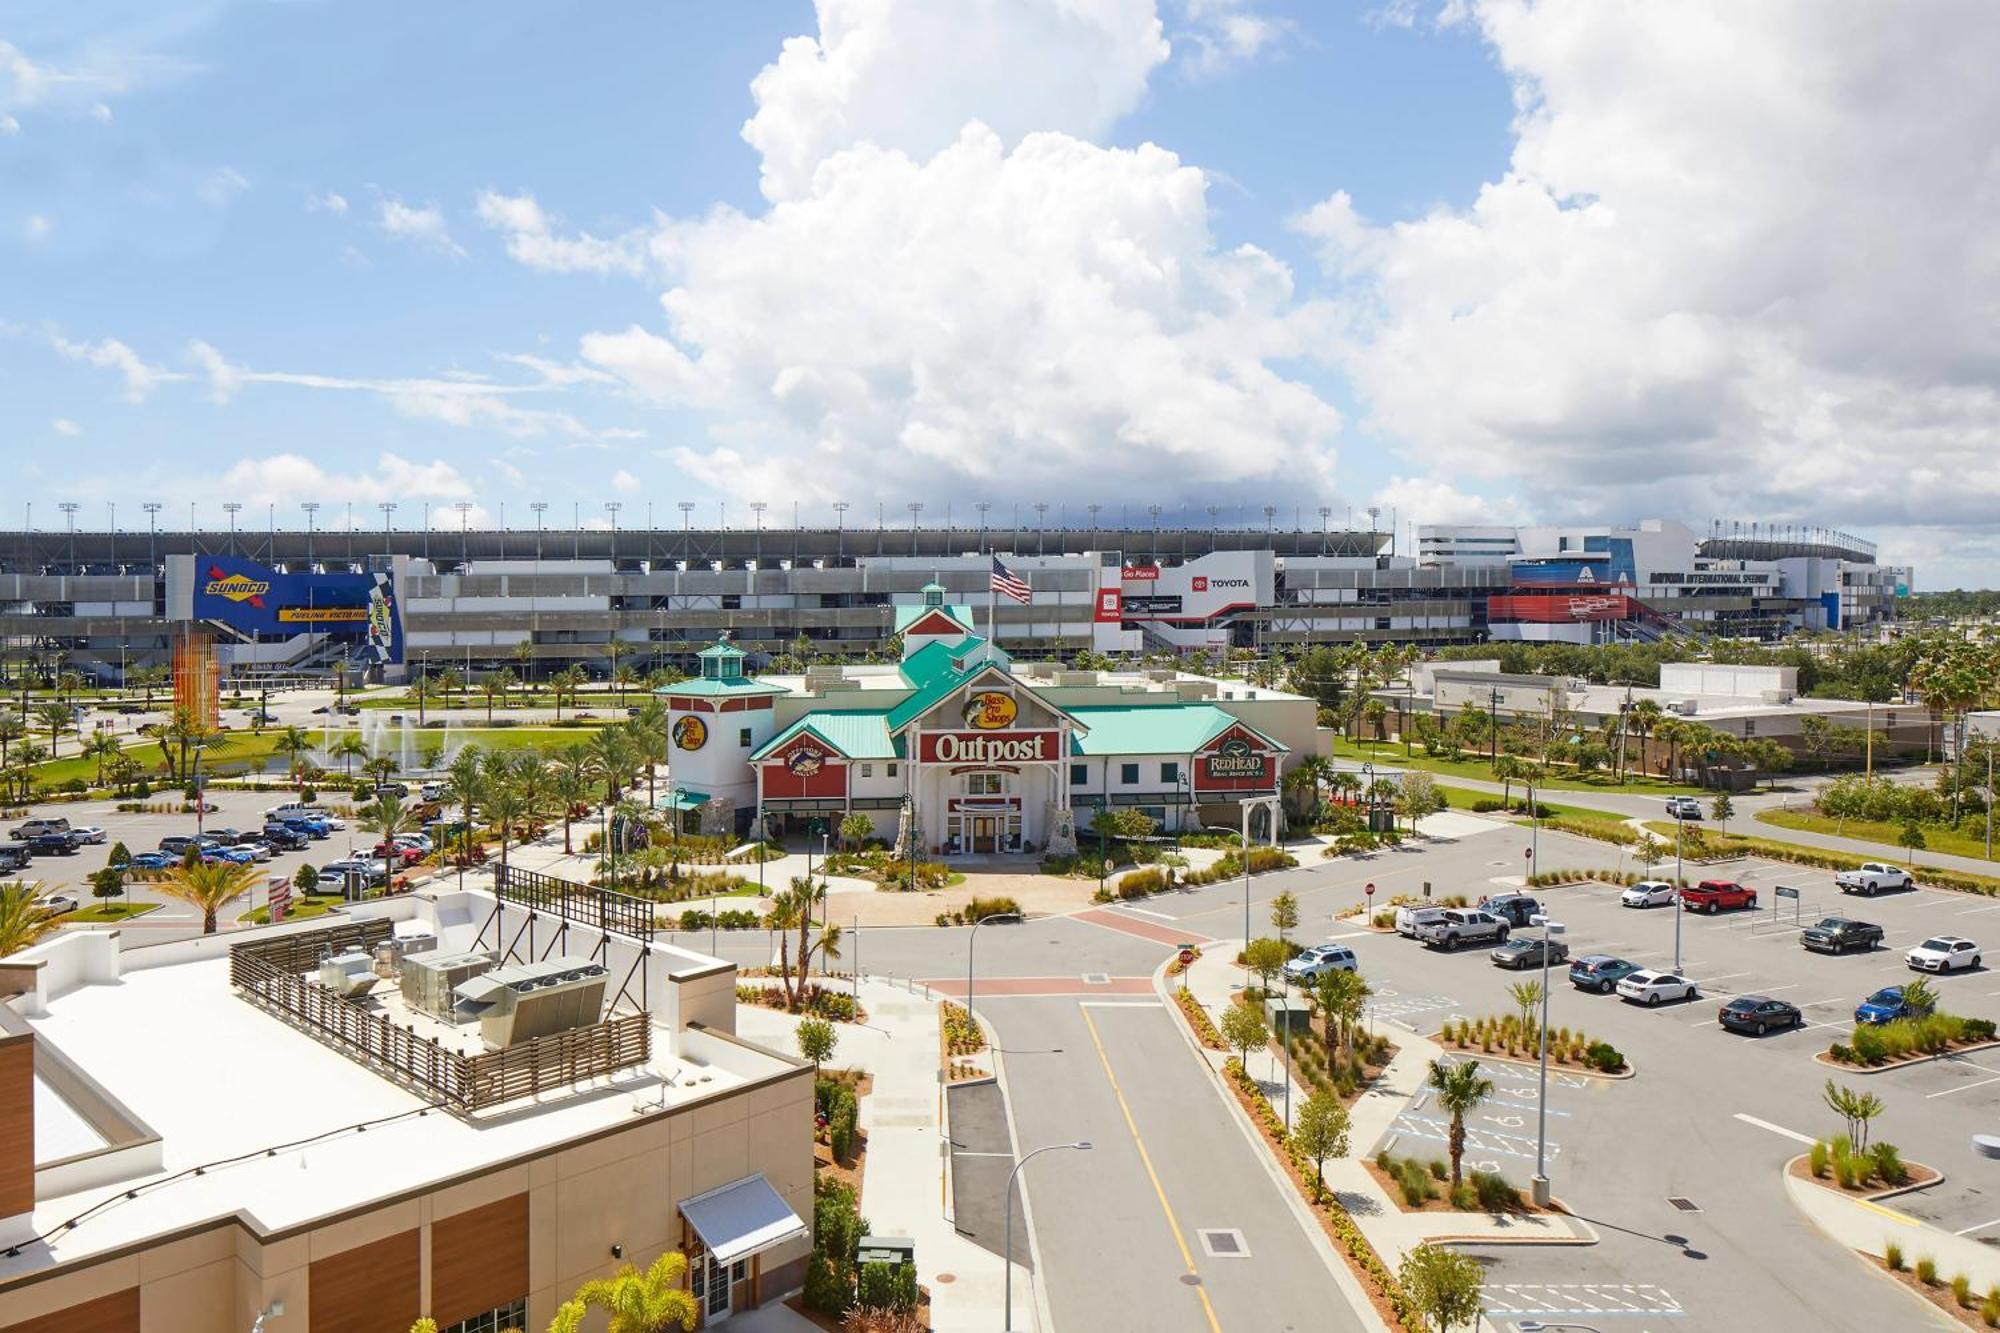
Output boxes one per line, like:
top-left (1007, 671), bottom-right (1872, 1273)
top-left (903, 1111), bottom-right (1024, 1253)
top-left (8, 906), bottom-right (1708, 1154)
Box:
top-left (1176, 989), bottom-right (1225, 1050)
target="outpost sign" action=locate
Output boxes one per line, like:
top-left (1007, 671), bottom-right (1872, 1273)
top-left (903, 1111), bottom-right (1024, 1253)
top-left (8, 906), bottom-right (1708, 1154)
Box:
top-left (918, 730), bottom-right (1061, 765)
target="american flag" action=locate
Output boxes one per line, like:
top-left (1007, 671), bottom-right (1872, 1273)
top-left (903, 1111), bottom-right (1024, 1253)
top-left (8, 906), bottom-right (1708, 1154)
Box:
top-left (267, 875), bottom-right (292, 923)
top-left (990, 556), bottom-right (1031, 604)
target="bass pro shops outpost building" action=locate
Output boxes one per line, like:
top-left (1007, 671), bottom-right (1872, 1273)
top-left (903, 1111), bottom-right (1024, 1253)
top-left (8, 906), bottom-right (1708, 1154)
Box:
top-left (658, 586), bottom-right (1321, 853)
top-left (0, 880), bottom-right (811, 1333)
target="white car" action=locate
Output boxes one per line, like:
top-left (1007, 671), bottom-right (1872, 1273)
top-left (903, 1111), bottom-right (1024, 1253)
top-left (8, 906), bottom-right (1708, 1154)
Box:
top-left (69, 825), bottom-right (107, 845)
top-left (1621, 880), bottom-right (1678, 908)
top-left (236, 840), bottom-right (275, 862)
top-left (34, 894), bottom-right (79, 916)
top-left (1907, 935), bottom-right (1982, 973)
top-left (1283, 943), bottom-right (1359, 983)
top-left (1617, 969), bottom-right (1699, 1006)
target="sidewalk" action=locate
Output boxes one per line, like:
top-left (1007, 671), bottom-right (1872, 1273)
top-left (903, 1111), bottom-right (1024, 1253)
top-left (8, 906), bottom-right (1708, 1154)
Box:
top-left (1784, 1161), bottom-right (2000, 1293)
top-left (734, 977), bottom-right (1019, 1332)
top-left (1178, 942), bottom-right (1593, 1263)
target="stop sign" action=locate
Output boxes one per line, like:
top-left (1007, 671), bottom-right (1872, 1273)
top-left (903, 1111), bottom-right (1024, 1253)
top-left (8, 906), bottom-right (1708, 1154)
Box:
top-left (1524, 848), bottom-right (1533, 860)
top-left (1365, 882), bottom-right (1376, 897)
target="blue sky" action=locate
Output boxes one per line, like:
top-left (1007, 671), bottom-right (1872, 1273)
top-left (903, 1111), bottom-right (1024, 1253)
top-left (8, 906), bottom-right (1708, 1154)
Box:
top-left (3, 2), bottom-right (1989, 584)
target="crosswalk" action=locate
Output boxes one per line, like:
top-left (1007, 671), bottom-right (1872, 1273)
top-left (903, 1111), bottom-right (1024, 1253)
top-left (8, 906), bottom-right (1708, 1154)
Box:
top-left (1483, 1281), bottom-right (1685, 1317)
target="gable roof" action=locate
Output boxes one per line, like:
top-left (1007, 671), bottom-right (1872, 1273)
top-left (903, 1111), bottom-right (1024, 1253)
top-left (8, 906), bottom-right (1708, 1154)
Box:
top-left (884, 642), bottom-right (1087, 737)
top-left (1066, 704), bottom-right (1286, 757)
top-left (654, 676), bottom-right (789, 699)
top-left (751, 710), bottom-right (901, 762)
top-left (894, 602), bottom-right (975, 635)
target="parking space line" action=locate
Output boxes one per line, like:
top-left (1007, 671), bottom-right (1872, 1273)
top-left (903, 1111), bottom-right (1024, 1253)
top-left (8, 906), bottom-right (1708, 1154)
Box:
top-left (1958, 903), bottom-right (2000, 915)
top-left (1926, 1075), bottom-right (2000, 1099)
top-left (1955, 1217), bottom-right (2000, 1236)
top-left (1733, 1112), bottom-right (1815, 1145)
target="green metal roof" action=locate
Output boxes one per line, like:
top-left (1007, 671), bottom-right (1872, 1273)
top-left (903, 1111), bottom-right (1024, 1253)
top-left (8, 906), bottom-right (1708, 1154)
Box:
top-left (697, 641), bottom-right (746, 659)
top-left (652, 677), bottom-right (788, 698)
top-left (886, 642), bottom-right (1005, 731)
top-left (1066, 704), bottom-right (1286, 757)
top-left (894, 602), bottom-right (974, 634)
top-left (752, 710), bottom-right (902, 761)
top-left (664, 789), bottom-right (711, 810)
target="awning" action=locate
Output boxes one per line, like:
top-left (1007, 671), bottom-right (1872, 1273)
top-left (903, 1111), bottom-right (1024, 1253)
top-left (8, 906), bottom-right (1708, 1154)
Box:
top-left (663, 789), bottom-right (711, 811)
top-left (680, 1175), bottom-right (809, 1266)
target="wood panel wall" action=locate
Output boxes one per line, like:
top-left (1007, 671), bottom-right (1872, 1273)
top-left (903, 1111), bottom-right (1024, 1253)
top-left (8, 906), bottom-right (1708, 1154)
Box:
top-left (308, 1229), bottom-right (419, 1333)
top-left (0, 1034), bottom-right (32, 1219)
top-left (0, 1287), bottom-right (139, 1333)
top-left (429, 1194), bottom-right (529, 1328)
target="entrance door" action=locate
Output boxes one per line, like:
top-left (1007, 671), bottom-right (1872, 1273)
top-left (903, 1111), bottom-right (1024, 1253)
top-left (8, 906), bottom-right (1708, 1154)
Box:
top-left (972, 816), bottom-right (998, 853)
top-left (692, 1252), bottom-right (734, 1323)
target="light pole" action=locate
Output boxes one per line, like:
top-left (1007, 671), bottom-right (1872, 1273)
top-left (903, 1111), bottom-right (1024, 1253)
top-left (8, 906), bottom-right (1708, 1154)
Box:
top-left (1004, 1141), bottom-right (1091, 1332)
top-left (907, 502), bottom-right (923, 556)
top-left (301, 502), bottom-right (318, 565)
top-left (967, 909), bottom-right (1023, 1032)
top-left (1674, 814), bottom-right (1685, 975)
top-left (379, 501), bottom-right (396, 556)
top-left (220, 501), bottom-right (240, 556)
top-left (1530, 912), bottom-right (1565, 1208)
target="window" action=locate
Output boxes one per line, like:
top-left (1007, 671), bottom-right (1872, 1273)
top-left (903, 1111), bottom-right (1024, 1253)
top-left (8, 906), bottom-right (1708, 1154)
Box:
top-left (968, 772), bottom-right (1006, 796)
top-left (739, 727), bottom-right (752, 748)
top-left (860, 764), bottom-right (873, 778)
top-left (1160, 761), bottom-right (1180, 784)
top-left (887, 763), bottom-right (898, 777)
top-left (1120, 763), bottom-right (1139, 785)
top-left (443, 1302), bottom-right (528, 1333)
top-left (1071, 763), bottom-right (1088, 786)
top-left (1742, 720), bottom-right (1756, 737)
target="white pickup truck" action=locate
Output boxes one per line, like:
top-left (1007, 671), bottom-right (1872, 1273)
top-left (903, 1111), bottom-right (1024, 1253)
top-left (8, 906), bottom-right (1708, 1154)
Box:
top-left (1835, 862), bottom-right (1915, 896)
top-left (1418, 908), bottom-right (1510, 951)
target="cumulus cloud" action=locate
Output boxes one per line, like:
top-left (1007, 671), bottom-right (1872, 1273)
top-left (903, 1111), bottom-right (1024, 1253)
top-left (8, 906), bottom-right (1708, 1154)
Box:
top-left (51, 333), bottom-right (183, 401)
top-left (1176, 1), bottom-right (1287, 78)
top-left (741, 0), bottom-right (1169, 201)
top-left (611, 469), bottom-right (642, 494)
top-left (1311, 0), bottom-right (2000, 542)
top-left (198, 166), bottom-right (249, 207)
top-left (51, 418), bottom-right (79, 437)
top-left (213, 451), bottom-right (476, 510)
top-left (305, 190), bottom-right (348, 216)
top-left (580, 124), bottom-right (1339, 507)
top-left (0, 114), bottom-right (17, 135)
top-left (475, 190), bottom-right (646, 275)
top-left (376, 196), bottom-right (465, 257)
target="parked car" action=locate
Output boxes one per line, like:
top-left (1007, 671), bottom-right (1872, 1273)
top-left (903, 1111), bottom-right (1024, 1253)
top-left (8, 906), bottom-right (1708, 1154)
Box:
top-left (370, 841), bottom-right (425, 867)
top-left (1680, 880), bottom-right (1758, 913)
top-left (260, 824), bottom-right (309, 850)
top-left (372, 782), bottom-right (409, 799)
top-left (1282, 943), bottom-right (1359, 983)
top-left (33, 893), bottom-right (78, 916)
top-left (1620, 880), bottom-right (1678, 908)
top-left (1419, 909), bottom-right (1509, 951)
top-left (28, 831), bottom-right (79, 856)
top-left (1492, 936), bottom-right (1569, 970)
top-left (158, 835), bottom-right (199, 856)
top-left (209, 846), bottom-right (259, 865)
top-left (1907, 936), bottom-right (1982, 973)
top-left (1801, 917), bottom-right (1884, 955)
top-left (69, 825), bottom-right (107, 845)
top-left (1617, 970), bottom-right (1699, 1006)
top-left (1718, 994), bottom-right (1803, 1035)
top-left (393, 832), bottom-right (433, 854)
top-left (419, 782), bottom-right (449, 802)
top-left (1482, 894), bottom-right (1543, 928)
top-left (1855, 985), bottom-right (1933, 1026)
top-left (0, 842), bottom-right (31, 873)
top-left (126, 851), bottom-right (176, 870)
top-left (204, 827), bottom-right (248, 846)
top-left (10, 817), bottom-right (71, 840)
top-left (1568, 955), bottom-right (1644, 994)
top-left (1835, 862), bottom-right (1915, 896)
top-left (1665, 797), bottom-right (1703, 821)
top-left (1395, 905), bottom-right (1447, 939)
top-left (235, 840), bottom-right (275, 862)
top-left (246, 709), bottom-right (278, 723)
top-left (321, 860), bottom-right (387, 888)
top-left (279, 816), bottom-right (332, 839)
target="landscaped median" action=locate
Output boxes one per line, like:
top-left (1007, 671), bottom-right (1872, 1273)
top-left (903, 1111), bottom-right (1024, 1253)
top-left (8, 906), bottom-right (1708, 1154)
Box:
top-left (1435, 1016), bottom-right (1630, 1078)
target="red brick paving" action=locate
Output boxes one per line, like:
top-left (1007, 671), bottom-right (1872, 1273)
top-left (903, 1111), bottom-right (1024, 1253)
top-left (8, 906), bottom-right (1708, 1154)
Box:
top-left (1070, 907), bottom-right (1211, 947)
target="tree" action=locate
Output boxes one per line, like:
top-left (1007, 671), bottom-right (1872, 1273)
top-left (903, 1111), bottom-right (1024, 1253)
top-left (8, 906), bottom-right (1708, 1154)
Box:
top-left (838, 810), bottom-right (872, 854)
top-left (293, 862), bottom-right (319, 897)
top-left (1901, 975), bottom-right (1939, 1016)
top-left (1400, 1242), bottom-right (1485, 1333)
top-left (0, 712), bottom-right (22, 769)
top-left (436, 665), bottom-right (465, 709)
top-left (512, 635), bottom-right (537, 684)
top-left (329, 731), bottom-right (368, 780)
top-left (88, 864), bottom-right (125, 903)
top-left (273, 725), bottom-right (315, 791)
top-left (1314, 966), bottom-right (1371, 1058)
top-left (1822, 1079), bottom-right (1885, 1151)
top-left (1243, 936), bottom-right (1290, 994)
top-left (765, 884), bottom-right (808, 1011)
top-left (1293, 1090), bottom-right (1351, 1195)
top-left (157, 859), bottom-right (257, 934)
top-left (1425, 1057), bottom-right (1495, 1188)
top-left (358, 793), bottom-right (413, 894)
top-left (1506, 979), bottom-right (1543, 1041)
top-left (479, 667), bottom-right (517, 723)
top-left (1269, 890), bottom-right (1299, 942)
top-left (1282, 753), bottom-right (1334, 821)
top-left (0, 881), bottom-right (59, 955)
top-left (1634, 833), bottom-right (1665, 876)
top-left (797, 1017), bottom-right (838, 1074)
top-left (34, 701), bottom-right (72, 758)
top-left (445, 745), bottom-right (486, 863)
top-left (1898, 819), bottom-right (1927, 865)
top-left (551, 765), bottom-right (591, 855)
top-left (1220, 999), bottom-right (1270, 1071)
top-left (483, 771), bottom-right (528, 878)
top-left (571, 1250), bottom-right (700, 1333)
top-left (1395, 770), bottom-right (1445, 832)
top-left (1710, 792), bottom-right (1734, 834)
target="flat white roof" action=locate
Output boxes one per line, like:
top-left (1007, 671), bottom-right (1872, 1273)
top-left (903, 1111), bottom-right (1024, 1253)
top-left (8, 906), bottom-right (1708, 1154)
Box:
top-left (2, 927), bottom-right (786, 1279)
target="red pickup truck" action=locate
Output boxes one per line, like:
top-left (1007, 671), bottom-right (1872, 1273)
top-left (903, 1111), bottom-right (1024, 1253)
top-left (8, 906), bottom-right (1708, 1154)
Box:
top-left (1680, 879), bottom-right (1758, 914)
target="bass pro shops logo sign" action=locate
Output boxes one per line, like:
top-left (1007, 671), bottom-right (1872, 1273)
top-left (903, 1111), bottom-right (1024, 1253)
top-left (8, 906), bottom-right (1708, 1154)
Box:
top-left (671, 716), bottom-right (708, 751)
top-left (204, 566), bottom-right (271, 607)
top-left (960, 691), bottom-right (1019, 730)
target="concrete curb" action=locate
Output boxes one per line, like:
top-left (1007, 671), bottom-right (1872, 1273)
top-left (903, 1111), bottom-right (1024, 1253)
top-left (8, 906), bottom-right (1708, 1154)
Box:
top-left (1785, 1152), bottom-right (1949, 1207)
top-left (1425, 1035), bottom-right (1637, 1081)
top-left (1811, 1039), bottom-right (2000, 1074)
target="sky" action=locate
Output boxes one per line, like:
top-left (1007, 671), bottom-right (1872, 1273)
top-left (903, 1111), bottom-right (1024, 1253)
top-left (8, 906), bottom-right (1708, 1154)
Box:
top-left (3, 1), bottom-right (1996, 585)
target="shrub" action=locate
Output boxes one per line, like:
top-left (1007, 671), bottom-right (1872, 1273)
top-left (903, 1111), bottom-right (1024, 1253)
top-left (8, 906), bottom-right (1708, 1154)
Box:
top-left (1427, 1158), bottom-right (1448, 1182)
top-left (1471, 1170), bottom-right (1519, 1211)
top-left (1955, 1274), bottom-right (1975, 1308)
top-left (1833, 1155), bottom-right (1858, 1190)
top-left (1917, 1256), bottom-right (1939, 1286)
top-left (1827, 1042), bottom-right (1856, 1064)
top-left (1584, 1040), bottom-right (1626, 1073)
top-left (1397, 1165), bottom-right (1434, 1207)
top-left (1983, 1291), bottom-right (2000, 1328)
top-left (1850, 1026), bottom-right (1888, 1065)
top-left (1118, 867), bottom-right (1168, 898)
top-left (1884, 1240), bottom-right (1904, 1271)
top-left (1809, 1141), bottom-right (1829, 1178)
top-left (1871, 1141), bottom-right (1907, 1185)
top-left (964, 896), bottom-right (1021, 922)
top-left (1450, 1183), bottom-right (1479, 1210)
top-left (1967, 1017), bottom-right (1997, 1042)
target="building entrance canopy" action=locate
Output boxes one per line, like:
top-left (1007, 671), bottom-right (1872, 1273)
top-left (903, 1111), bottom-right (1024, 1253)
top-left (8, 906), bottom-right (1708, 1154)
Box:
top-left (680, 1174), bottom-right (808, 1266)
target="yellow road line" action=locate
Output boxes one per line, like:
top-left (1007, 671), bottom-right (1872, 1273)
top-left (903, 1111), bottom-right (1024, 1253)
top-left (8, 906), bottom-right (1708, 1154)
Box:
top-left (1081, 1004), bottom-right (1224, 1333)
top-left (1853, 1197), bottom-right (1920, 1226)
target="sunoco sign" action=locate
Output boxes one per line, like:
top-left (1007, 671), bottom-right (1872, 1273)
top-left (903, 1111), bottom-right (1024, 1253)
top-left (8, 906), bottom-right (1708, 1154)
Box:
top-left (920, 731), bottom-right (1059, 764)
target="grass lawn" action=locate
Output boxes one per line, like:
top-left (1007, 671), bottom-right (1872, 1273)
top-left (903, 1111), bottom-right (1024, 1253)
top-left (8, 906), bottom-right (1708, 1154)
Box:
top-left (1329, 736), bottom-right (1708, 797)
top-left (1757, 808), bottom-right (1999, 865)
top-left (68, 901), bottom-right (160, 923)
top-left (24, 726), bottom-right (293, 788)
top-left (1434, 782), bottom-right (1627, 824)
top-left (356, 690), bottom-right (647, 713)
top-left (237, 893), bottom-right (345, 925)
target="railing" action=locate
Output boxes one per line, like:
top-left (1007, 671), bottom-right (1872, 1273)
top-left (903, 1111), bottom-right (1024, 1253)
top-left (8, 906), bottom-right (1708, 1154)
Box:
top-left (495, 865), bottom-right (656, 942)
top-left (228, 921), bottom-right (652, 1111)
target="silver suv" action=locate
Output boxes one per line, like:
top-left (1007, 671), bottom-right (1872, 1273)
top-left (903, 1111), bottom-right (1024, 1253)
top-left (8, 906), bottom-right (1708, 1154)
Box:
top-left (10, 817), bottom-right (71, 840)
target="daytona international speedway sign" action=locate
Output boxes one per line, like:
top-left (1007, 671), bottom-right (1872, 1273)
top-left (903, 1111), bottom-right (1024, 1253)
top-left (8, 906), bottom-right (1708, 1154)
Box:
top-left (918, 730), bottom-right (1060, 765)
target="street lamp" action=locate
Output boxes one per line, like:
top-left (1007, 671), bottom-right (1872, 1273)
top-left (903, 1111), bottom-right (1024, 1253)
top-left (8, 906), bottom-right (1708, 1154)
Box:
top-left (966, 909), bottom-right (1023, 1032)
top-left (1529, 912), bottom-right (1566, 1208)
top-left (1674, 812), bottom-right (1685, 975)
top-left (1004, 1141), bottom-right (1091, 1333)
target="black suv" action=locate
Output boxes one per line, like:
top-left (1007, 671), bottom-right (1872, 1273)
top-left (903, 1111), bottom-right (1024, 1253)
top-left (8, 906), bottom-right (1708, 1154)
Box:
top-left (260, 824), bottom-right (310, 850)
top-left (1802, 917), bottom-right (1884, 955)
top-left (28, 831), bottom-right (78, 856)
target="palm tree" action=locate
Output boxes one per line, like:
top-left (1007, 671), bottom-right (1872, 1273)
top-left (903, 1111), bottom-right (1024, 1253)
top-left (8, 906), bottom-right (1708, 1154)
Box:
top-left (765, 884), bottom-right (807, 1011)
top-left (0, 712), bottom-right (24, 768)
top-left (158, 859), bottom-right (257, 934)
top-left (612, 663), bottom-right (638, 707)
top-left (34, 701), bottom-right (71, 758)
top-left (0, 881), bottom-right (59, 956)
top-left (511, 636), bottom-right (537, 685)
top-left (1492, 754), bottom-right (1521, 809)
top-left (479, 668), bottom-right (516, 723)
top-left (273, 725), bottom-right (315, 790)
top-left (571, 1250), bottom-right (699, 1333)
top-left (160, 706), bottom-right (218, 783)
top-left (482, 769), bottom-right (528, 878)
top-left (1283, 753), bottom-right (1334, 821)
top-left (445, 745), bottom-right (486, 863)
top-left (83, 731), bottom-right (123, 787)
top-left (551, 665), bottom-right (586, 721)
top-left (436, 666), bottom-right (465, 710)
top-left (588, 726), bottom-right (638, 808)
top-left (1426, 1057), bottom-right (1495, 1188)
top-left (358, 793), bottom-right (413, 893)
top-left (509, 751), bottom-right (553, 841)
top-left (551, 765), bottom-right (592, 854)
top-left (328, 732), bottom-right (368, 780)
top-left (628, 703), bottom-right (670, 808)
top-left (603, 638), bottom-right (632, 699)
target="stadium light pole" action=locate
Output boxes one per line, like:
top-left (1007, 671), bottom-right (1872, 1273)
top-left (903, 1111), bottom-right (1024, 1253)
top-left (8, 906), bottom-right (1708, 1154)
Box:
top-left (1087, 503), bottom-right (1101, 549)
top-left (301, 502), bottom-right (319, 565)
top-left (976, 502), bottom-right (990, 554)
top-left (907, 502), bottom-right (923, 556)
top-left (832, 501), bottom-right (849, 562)
top-left (221, 502), bottom-right (241, 557)
top-left (378, 502), bottom-right (396, 556)
top-left (59, 502), bottom-right (79, 572)
top-left (143, 502), bottom-right (162, 569)
top-left (1035, 502), bottom-right (1048, 557)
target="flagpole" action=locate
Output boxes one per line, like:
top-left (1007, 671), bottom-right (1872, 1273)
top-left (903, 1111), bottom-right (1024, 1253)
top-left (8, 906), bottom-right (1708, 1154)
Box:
top-left (989, 561), bottom-right (998, 651)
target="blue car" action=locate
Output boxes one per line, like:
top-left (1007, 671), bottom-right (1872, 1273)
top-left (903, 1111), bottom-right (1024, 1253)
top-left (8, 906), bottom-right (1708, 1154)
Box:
top-left (126, 851), bottom-right (175, 870)
top-left (211, 846), bottom-right (259, 865)
top-left (281, 815), bottom-right (331, 839)
top-left (1855, 985), bottom-right (1933, 1026)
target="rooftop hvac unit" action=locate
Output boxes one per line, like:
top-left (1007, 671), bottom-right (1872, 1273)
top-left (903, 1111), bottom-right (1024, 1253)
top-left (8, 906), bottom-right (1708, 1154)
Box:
top-left (804, 665), bottom-right (845, 684)
top-left (1176, 679), bottom-right (1218, 701)
top-left (318, 950), bottom-right (382, 999)
top-left (1054, 671), bottom-right (1099, 687)
top-left (399, 949), bottom-right (500, 1019)
top-left (452, 956), bottom-right (610, 1049)
top-left (1666, 699), bottom-right (1699, 716)
top-left (1761, 689), bottom-right (1796, 704)
top-left (1146, 668), bottom-right (1177, 683)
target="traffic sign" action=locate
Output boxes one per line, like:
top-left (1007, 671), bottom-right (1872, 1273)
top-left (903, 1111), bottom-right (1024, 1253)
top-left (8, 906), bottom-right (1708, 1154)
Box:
top-left (1524, 848), bottom-right (1533, 860)
top-left (1178, 948), bottom-right (1197, 967)
top-left (1365, 882), bottom-right (1376, 897)
top-left (1775, 885), bottom-right (1799, 899)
